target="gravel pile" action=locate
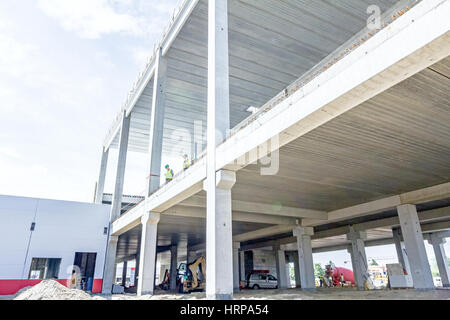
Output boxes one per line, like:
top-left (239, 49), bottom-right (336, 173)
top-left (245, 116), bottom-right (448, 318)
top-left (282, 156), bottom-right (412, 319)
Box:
top-left (13, 280), bottom-right (105, 300)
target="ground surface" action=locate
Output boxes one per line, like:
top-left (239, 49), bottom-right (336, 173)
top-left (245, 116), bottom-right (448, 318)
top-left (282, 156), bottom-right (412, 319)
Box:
top-left (110, 287), bottom-right (450, 300)
top-left (2, 281), bottom-right (449, 300)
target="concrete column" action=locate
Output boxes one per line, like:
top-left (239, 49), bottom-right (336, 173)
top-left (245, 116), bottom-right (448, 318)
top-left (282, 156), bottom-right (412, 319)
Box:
top-left (240, 251), bottom-right (245, 283)
top-left (102, 236), bottom-right (119, 294)
top-left (95, 147), bottom-right (109, 204)
top-left (101, 112), bottom-right (130, 294)
top-left (293, 227), bottom-right (315, 289)
top-left (392, 227), bottom-right (411, 274)
top-left (169, 245), bottom-right (178, 290)
top-left (137, 212), bottom-right (160, 296)
top-left (111, 110), bottom-right (131, 220)
top-left (346, 228), bottom-right (369, 289)
top-left (291, 251), bottom-right (301, 288)
top-left (274, 245), bottom-right (288, 289)
top-left (121, 261), bottom-right (128, 287)
top-left (134, 247), bottom-right (141, 288)
top-left (187, 249), bottom-right (197, 264)
top-left (204, 170), bottom-right (236, 300)
top-left (206, 0), bottom-right (232, 300)
top-left (147, 47), bottom-right (168, 196)
top-left (428, 234), bottom-right (449, 287)
top-left (233, 242), bottom-right (240, 290)
top-left (397, 204), bottom-right (434, 289)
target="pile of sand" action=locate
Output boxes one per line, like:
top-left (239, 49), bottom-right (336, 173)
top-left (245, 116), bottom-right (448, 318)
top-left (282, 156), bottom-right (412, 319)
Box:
top-left (14, 280), bottom-right (104, 300)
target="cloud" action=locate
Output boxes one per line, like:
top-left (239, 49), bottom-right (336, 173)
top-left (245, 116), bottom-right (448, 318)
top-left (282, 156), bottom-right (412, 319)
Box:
top-left (37, 0), bottom-right (178, 39)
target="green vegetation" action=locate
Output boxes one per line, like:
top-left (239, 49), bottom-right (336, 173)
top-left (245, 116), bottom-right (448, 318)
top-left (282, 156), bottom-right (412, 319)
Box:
top-left (314, 263), bottom-right (325, 278)
top-left (370, 259), bottom-right (379, 266)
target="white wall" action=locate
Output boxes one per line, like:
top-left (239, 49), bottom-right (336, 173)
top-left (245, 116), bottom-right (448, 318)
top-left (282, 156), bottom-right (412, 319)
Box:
top-left (0, 195), bottom-right (110, 281)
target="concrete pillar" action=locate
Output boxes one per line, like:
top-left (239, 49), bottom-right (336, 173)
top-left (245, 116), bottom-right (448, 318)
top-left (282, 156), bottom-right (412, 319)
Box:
top-left (206, 0), bottom-right (232, 300)
top-left (169, 245), bottom-right (178, 290)
top-left (233, 242), bottom-right (240, 291)
top-left (274, 245), bottom-right (288, 289)
top-left (121, 261), bottom-right (128, 287)
top-left (95, 147), bottom-right (109, 204)
top-left (293, 227), bottom-right (315, 289)
top-left (111, 110), bottom-right (131, 220)
top-left (291, 251), bottom-right (301, 288)
top-left (187, 249), bottom-right (197, 264)
top-left (147, 47), bottom-right (167, 196)
top-left (205, 170), bottom-right (235, 300)
top-left (346, 228), bottom-right (369, 289)
top-left (101, 111), bottom-right (130, 294)
top-left (240, 251), bottom-right (245, 283)
top-left (102, 236), bottom-right (119, 294)
top-left (392, 227), bottom-right (411, 274)
top-left (428, 234), bottom-right (449, 287)
top-left (137, 212), bottom-right (160, 296)
top-left (397, 204), bottom-right (434, 289)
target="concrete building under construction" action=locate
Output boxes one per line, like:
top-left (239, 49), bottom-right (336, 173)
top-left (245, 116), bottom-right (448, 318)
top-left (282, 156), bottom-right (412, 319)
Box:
top-left (92, 0), bottom-right (450, 299)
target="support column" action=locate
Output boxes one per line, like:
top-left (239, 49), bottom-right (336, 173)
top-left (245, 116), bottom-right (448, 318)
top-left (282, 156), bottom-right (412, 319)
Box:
top-left (392, 227), bottom-right (411, 274)
top-left (240, 251), bottom-right (245, 283)
top-left (274, 244), bottom-right (288, 289)
top-left (137, 212), bottom-right (160, 296)
top-left (102, 236), bottom-right (119, 294)
top-left (95, 147), bottom-right (109, 204)
top-left (187, 248), bottom-right (197, 264)
top-left (346, 228), bottom-right (369, 289)
top-left (147, 47), bottom-right (167, 196)
top-left (102, 110), bottom-right (131, 294)
top-left (206, 0), bottom-right (232, 300)
top-left (397, 204), bottom-right (434, 289)
top-left (291, 251), bottom-right (301, 288)
top-left (233, 242), bottom-right (240, 291)
top-left (121, 261), bottom-right (128, 287)
top-left (428, 234), bottom-right (449, 288)
top-left (169, 245), bottom-right (178, 290)
top-left (293, 227), bottom-right (315, 289)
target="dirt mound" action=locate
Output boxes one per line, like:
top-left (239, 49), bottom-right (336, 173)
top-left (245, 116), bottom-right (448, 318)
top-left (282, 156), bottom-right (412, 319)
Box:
top-left (14, 280), bottom-right (102, 300)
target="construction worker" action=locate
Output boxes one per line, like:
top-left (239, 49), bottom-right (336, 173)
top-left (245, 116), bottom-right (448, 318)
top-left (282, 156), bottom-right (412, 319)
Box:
top-left (183, 154), bottom-right (190, 171)
top-left (165, 165), bottom-right (174, 183)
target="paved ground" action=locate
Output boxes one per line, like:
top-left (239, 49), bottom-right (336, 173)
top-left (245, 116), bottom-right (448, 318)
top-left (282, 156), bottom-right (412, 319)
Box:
top-left (110, 287), bottom-right (450, 300)
top-left (2, 287), bottom-right (449, 300)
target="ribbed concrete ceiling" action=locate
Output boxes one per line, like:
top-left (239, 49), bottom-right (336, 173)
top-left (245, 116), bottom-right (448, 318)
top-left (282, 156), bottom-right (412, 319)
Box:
top-left (233, 57), bottom-right (450, 212)
top-left (109, 0), bottom-right (400, 155)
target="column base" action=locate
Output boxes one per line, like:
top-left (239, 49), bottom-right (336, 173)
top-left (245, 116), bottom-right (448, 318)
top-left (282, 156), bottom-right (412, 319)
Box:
top-left (207, 293), bottom-right (233, 300)
top-left (138, 290), bottom-right (154, 296)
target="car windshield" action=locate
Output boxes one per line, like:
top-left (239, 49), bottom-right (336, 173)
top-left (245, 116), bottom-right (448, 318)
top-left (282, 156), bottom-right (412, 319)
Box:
top-left (268, 275), bottom-right (276, 281)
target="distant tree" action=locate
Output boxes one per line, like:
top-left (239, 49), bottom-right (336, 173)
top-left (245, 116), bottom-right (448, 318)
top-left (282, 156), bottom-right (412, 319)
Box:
top-left (370, 259), bottom-right (379, 266)
top-left (314, 264), bottom-right (325, 278)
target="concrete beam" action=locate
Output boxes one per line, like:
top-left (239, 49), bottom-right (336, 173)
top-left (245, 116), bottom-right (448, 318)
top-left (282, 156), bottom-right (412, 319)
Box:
top-left (233, 225), bottom-right (297, 243)
top-left (312, 206), bottom-right (450, 239)
top-left (180, 196), bottom-right (327, 220)
top-left (163, 205), bottom-right (298, 225)
top-left (306, 183), bottom-right (450, 227)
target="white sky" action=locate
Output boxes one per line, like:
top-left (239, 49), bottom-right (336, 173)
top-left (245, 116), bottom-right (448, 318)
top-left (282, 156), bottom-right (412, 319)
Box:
top-left (0, 0), bottom-right (180, 202)
top-left (0, 0), bottom-right (447, 268)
